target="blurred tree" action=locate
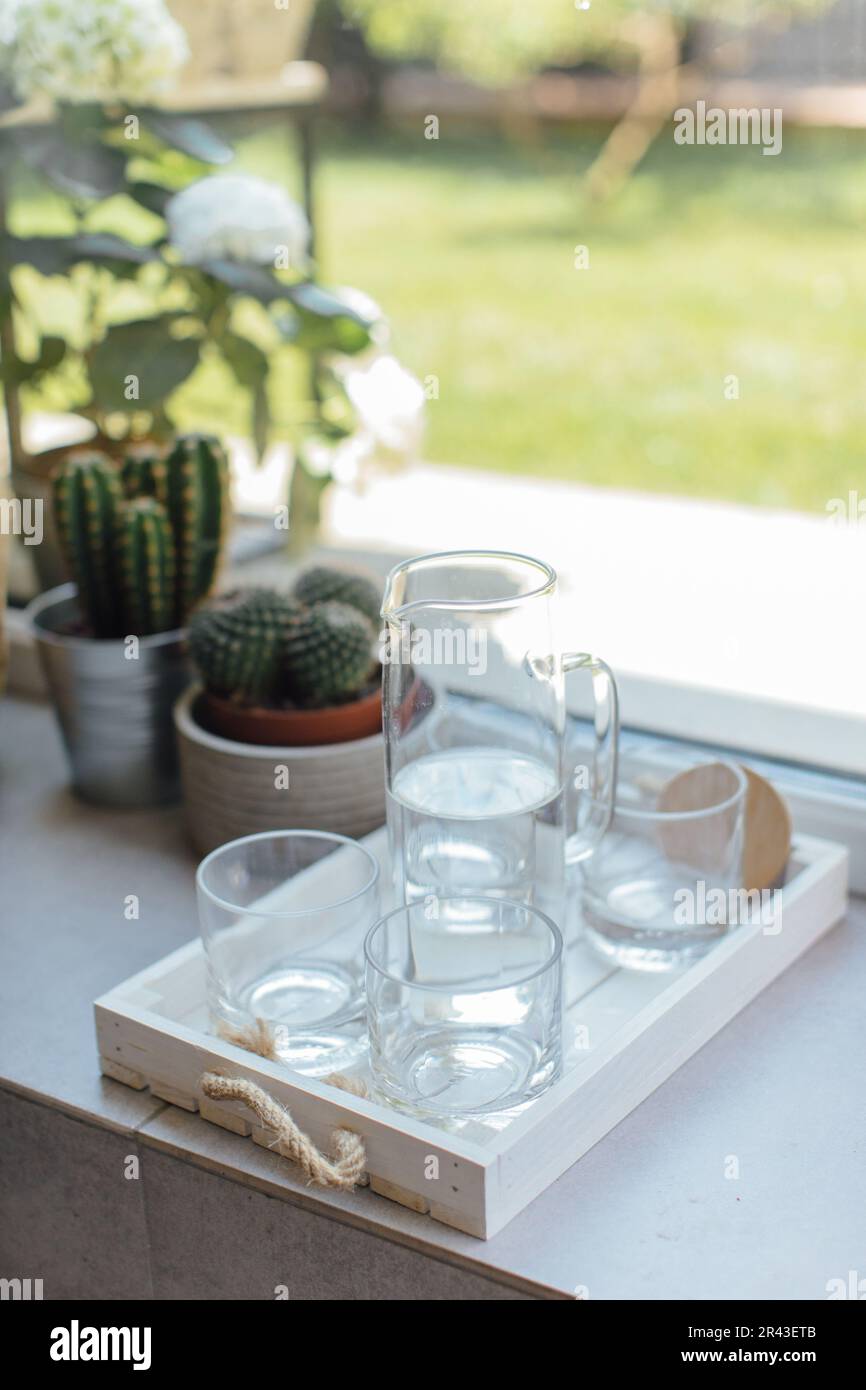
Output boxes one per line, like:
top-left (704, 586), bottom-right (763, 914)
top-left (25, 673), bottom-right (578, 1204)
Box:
top-left (342, 0), bottom-right (834, 196)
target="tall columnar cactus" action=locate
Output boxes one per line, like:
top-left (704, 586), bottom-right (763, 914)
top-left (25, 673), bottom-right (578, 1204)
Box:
top-left (121, 444), bottom-right (169, 507)
top-left (189, 589), bottom-right (301, 705)
top-left (53, 450), bottom-right (124, 638)
top-left (283, 601), bottom-right (375, 707)
top-left (52, 432), bottom-right (231, 640)
top-left (115, 498), bottom-right (177, 638)
top-left (163, 434), bottom-right (230, 627)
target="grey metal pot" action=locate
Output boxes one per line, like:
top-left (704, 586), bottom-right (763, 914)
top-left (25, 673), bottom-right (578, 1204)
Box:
top-left (28, 584), bottom-right (189, 808)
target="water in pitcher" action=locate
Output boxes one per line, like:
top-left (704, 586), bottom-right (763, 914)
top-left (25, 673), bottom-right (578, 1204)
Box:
top-left (387, 746), bottom-right (564, 916)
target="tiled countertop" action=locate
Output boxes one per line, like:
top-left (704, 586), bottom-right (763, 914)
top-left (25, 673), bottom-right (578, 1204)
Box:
top-left (1, 695), bottom-right (864, 1300)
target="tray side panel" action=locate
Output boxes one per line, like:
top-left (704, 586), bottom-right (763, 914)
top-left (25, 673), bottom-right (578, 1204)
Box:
top-left (95, 1002), bottom-right (494, 1237)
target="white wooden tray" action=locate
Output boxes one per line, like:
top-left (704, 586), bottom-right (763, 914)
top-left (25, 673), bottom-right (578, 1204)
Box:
top-left (95, 831), bottom-right (848, 1239)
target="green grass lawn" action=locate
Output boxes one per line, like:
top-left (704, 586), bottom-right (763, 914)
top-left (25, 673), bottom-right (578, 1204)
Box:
top-left (15, 119), bottom-right (866, 513)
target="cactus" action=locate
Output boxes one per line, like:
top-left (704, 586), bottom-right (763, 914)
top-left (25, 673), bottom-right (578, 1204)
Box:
top-left (189, 589), bottom-right (300, 705)
top-left (283, 600), bottom-right (375, 707)
top-left (121, 444), bottom-right (169, 507)
top-left (52, 432), bottom-right (231, 641)
top-left (163, 433), bottom-right (230, 626)
top-left (292, 565), bottom-right (382, 628)
top-left (52, 450), bottom-right (124, 637)
top-left (115, 498), bottom-right (177, 637)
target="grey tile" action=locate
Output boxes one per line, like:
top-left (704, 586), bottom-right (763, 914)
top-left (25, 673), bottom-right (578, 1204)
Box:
top-left (139, 1104), bottom-right (561, 1296)
top-left (0, 697), bottom-right (198, 1128)
top-left (141, 1148), bottom-right (534, 1300)
top-left (0, 1088), bottom-right (153, 1299)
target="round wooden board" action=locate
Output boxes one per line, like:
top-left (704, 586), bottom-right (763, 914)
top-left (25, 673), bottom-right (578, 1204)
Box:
top-left (657, 762), bottom-right (791, 891)
top-left (740, 766), bottom-right (793, 892)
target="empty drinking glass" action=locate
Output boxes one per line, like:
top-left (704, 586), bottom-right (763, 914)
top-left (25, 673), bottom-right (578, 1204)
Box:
top-left (197, 830), bottom-right (380, 1074)
top-left (365, 895), bottom-right (562, 1117)
top-left (579, 753), bottom-right (748, 970)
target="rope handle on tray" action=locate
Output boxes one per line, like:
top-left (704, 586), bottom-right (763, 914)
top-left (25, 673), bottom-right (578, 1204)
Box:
top-left (200, 1072), bottom-right (368, 1191)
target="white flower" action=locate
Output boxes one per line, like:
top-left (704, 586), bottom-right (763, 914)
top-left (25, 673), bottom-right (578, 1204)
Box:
top-left (328, 353), bottom-right (422, 483)
top-left (166, 175), bottom-right (310, 269)
top-left (0, 0), bottom-right (189, 104)
top-left (339, 354), bottom-right (426, 468)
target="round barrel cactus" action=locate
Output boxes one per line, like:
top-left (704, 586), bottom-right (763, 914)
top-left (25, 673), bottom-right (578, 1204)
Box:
top-left (292, 565), bottom-right (383, 628)
top-left (283, 600), bottom-right (375, 707)
top-left (189, 589), bottom-right (300, 705)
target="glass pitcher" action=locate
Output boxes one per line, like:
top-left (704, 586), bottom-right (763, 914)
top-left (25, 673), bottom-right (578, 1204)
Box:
top-left (380, 550), bottom-right (619, 933)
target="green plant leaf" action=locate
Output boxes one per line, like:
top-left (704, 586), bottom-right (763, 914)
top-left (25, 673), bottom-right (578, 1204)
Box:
top-left (56, 102), bottom-right (109, 137)
top-left (219, 331), bottom-right (271, 458)
top-left (0, 233), bottom-right (161, 276)
top-left (281, 283), bottom-right (380, 355)
top-left (0, 335), bottom-right (66, 385)
top-left (89, 316), bottom-right (200, 412)
top-left (0, 235), bottom-right (70, 276)
top-left (197, 259), bottom-right (285, 303)
top-left (195, 265), bottom-right (382, 353)
top-left (218, 330), bottom-right (269, 390)
top-left (252, 382), bottom-right (270, 458)
top-left (15, 128), bottom-right (128, 199)
top-left (126, 180), bottom-right (172, 216)
top-left (138, 111), bottom-right (233, 166)
top-left (72, 232), bottom-right (163, 271)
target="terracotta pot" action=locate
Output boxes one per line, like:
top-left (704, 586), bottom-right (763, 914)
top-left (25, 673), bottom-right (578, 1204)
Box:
top-left (174, 686), bottom-right (386, 855)
top-left (200, 686), bottom-right (382, 747)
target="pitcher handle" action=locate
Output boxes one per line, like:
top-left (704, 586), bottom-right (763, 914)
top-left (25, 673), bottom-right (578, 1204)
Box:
top-left (562, 653), bottom-right (619, 866)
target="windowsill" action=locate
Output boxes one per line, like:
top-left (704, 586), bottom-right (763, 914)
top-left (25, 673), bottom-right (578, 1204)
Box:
top-left (11, 421), bottom-right (862, 774)
top-left (324, 462), bottom-right (866, 776)
top-left (8, 452), bottom-right (863, 878)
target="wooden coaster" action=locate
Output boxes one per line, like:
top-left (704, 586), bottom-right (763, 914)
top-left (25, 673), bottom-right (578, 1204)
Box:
top-left (657, 761), bottom-right (740, 877)
top-left (657, 762), bottom-right (791, 891)
top-left (740, 766), bottom-right (792, 892)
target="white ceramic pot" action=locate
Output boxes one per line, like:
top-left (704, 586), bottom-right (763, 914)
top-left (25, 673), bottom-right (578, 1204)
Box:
top-left (174, 685), bottom-right (386, 855)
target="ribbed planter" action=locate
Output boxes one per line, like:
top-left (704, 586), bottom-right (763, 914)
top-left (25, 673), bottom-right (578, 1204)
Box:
top-left (174, 685), bottom-right (386, 856)
top-left (28, 584), bottom-right (189, 807)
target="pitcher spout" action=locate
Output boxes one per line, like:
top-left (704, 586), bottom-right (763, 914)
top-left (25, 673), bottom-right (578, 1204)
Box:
top-left (381, 550), bottom-right (556, 622)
